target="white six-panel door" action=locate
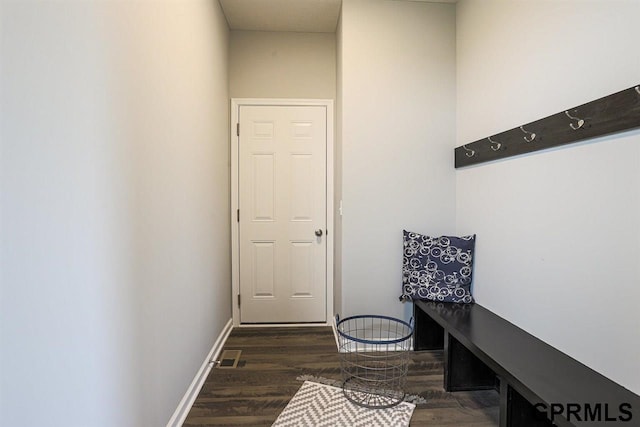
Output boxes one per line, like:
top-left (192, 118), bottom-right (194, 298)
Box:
top-left (237, 104), bottom-right (327, 323)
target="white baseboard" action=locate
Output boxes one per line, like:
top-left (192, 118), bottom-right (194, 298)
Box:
top-left (331, 315), bottom-right (340, 350)
top-left (166, 318), bottom-right (233, 427)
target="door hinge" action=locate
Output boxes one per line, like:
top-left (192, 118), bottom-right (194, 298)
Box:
top-left (236, 123), bottom-right (240, 136)
top-left (237, 209), bottom-right (240, 222)
top-left (237, 294), bottom-right (241, 307)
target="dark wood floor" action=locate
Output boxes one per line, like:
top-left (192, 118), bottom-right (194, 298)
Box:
top-left (183, 326), bottom-right (499, 426)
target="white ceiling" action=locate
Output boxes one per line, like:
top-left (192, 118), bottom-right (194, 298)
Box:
top-left (219, 0), bottom-right (457, 33)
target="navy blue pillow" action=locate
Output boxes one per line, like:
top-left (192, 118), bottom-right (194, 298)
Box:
top-left (400, 230), bottom-right (475, 304)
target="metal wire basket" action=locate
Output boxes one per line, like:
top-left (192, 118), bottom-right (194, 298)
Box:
top-left (335, 314), bottom-right (413, 409)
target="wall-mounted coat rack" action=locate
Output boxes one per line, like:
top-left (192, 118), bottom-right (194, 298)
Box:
top-left (455, 84), bottom-right (640, 168)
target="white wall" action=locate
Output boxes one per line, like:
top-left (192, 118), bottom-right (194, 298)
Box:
top-left (456, 0), bottom-right (640, 394)
top-left (0, 1), bottom-right (231, 426)
top-left (229, 30), bottom-right (336, 99)
top-left (339, 0), bottom-right (457, 320)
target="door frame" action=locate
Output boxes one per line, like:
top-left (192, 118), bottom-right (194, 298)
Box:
top-left (230, 98), bottom-right (334, 327)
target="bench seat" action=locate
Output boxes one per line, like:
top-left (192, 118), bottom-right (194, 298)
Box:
top-left (413, 300), bottom-right (640, 427)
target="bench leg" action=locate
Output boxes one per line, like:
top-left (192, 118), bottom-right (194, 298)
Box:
top-left (445, 333), bottom-right (497, 392)
top-left (500, 379), bottom-right (509, 427)
top-left (413, 302), bottom-right (445, 350)
top-left (500, 382), bottom-right (554, 427)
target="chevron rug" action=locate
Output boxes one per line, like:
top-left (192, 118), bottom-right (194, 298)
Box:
top-left (272, 381), bottom-right (415, 427)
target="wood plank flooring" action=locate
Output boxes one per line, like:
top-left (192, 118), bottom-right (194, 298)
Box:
top-left (183, 326), bottom-right (499, 426)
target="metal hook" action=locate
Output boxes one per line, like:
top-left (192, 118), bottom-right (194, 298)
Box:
top-left (463, 144), bottom-right (475, 158)
top-left (635, 86), bottom-right (640, 95)
top-left (488, 136), bottom-right (501, 151)
top-left (520, 125), bottom-right (536, 143)
top-left (565, 110), bottom-right (585, 130)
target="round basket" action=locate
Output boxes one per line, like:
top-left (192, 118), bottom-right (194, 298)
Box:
top-left (335, 314), bottom-right (413, 409)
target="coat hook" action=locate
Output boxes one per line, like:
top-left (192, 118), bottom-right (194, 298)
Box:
top-left (520, 125), bottom-right (536, 143)
top-left (488, 136), bottom-right (501, 151)
top-left (463, 144), bottom-right (475, 158)
top-left (565, 110), bottom-right (585, 130)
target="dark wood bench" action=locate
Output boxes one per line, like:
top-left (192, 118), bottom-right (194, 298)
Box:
top-left (413, 300), bottom-right (640, 426)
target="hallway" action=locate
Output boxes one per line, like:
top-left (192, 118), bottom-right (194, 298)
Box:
top-left (184, 327), bottom-right (499, 426)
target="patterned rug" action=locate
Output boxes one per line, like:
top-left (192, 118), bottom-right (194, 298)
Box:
top-left (295, 374), bottom-right (427, 405)
top-left (272, 381), bottom-right (415, 427)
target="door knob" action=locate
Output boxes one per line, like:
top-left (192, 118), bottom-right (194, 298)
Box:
top-left (315, 229), bottom-right (323, 237)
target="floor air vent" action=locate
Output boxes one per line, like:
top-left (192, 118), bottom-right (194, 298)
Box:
top-left (216, 349), bottom-right (242, 369)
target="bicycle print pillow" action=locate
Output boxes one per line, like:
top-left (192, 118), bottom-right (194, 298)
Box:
top-left (400, 230), bottom-right (475, 304)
